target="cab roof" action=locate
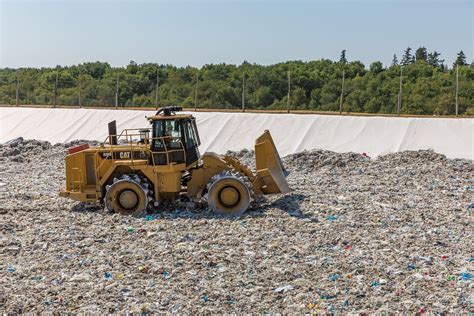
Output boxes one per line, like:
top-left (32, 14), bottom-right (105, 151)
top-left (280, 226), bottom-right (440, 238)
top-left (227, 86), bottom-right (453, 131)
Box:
top-left (147, 113), bottom-right (194, 121)
top-left (147, 106), bottom-right (195, 121)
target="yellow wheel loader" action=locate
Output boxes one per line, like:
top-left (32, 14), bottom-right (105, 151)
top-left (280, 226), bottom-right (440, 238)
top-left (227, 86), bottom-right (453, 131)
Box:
top-left (59, 106), bottom-right (290, 216)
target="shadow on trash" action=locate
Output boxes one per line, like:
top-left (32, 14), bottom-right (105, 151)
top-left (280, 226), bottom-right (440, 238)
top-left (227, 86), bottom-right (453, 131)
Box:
top-left (261, 193), bottom-right (315, 220)
top-left (70, 202), bottom-right (103, 213)
top-left (69, 193), bottom-right (314, 221)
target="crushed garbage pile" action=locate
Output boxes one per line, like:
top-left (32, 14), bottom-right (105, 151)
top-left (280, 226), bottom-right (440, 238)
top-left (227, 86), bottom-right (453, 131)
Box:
top-left (1, 138), bottom-right (473, 313)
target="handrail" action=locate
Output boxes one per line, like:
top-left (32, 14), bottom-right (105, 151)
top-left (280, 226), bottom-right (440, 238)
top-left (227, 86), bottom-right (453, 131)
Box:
top-left (94, 128), bottom-right (187, 177)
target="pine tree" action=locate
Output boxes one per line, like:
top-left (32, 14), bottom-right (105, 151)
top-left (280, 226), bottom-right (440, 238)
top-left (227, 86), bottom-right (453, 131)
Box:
top-left (427, 51), bottom-right (444, 68)
top-left (453, 50), bottom-right (467, 67)
top-left (391, 54), bottom-right (399, 66)
top-left (401, 47), bottom-right (414, 65)
top-left (415, 47), bottom-right (428, 62)
top-left (339, 50), bottom-right (347, 64)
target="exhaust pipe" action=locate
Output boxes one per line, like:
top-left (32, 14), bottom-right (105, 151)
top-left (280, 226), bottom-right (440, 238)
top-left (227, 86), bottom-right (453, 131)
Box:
top-left (108, 120), bottom-right (118, 145)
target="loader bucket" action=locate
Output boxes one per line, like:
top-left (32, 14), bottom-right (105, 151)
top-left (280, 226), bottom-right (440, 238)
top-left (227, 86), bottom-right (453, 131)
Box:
top-left (254, 130), bottom-right (291, 195)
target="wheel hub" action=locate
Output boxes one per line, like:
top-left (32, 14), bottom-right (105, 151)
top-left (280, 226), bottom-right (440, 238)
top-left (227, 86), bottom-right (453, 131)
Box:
top-left (118, 189), bottom-right (138, 209)
top-left (219, 186), bottom-right (240, 207)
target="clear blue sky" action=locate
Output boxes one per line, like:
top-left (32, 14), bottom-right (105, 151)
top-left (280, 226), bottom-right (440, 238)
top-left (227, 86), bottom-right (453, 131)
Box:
top-left (0, 0), bottom-right (472, 68)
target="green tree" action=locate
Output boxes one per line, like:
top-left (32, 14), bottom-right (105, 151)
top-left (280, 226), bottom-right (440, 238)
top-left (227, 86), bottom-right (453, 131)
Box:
top-left (369, 61), bottom-right (384, 74)
top-left (427, 51), bottom-right (443, 68)
top-left (453, 50), bottom-right (467, 67)
top-left (401, 47), bottom-right (414, 65)
top-left (391, 54), bottom-right (399, 66)
top-left (415, 47), bottom-right (428, 62)
top-left (339, 50), bottom-right (347, 64)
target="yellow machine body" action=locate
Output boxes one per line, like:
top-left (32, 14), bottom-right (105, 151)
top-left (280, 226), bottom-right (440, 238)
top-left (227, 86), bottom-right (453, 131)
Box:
top-left (59, 109), bottom-right (290, 215)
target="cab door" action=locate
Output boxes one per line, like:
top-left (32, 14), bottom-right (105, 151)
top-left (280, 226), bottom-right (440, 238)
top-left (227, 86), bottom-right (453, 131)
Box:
top-left (180, 118), bottom-right (201, 166)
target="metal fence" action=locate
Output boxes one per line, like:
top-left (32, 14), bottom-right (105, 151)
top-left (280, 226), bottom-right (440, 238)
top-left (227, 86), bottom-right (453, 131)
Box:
top-left (1, 66), bottom-right (468, 116)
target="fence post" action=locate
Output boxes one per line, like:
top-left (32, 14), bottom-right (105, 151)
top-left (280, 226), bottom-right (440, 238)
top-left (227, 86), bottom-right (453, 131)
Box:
top-left (242, 72), bottom-right (245, 112)
top-left (155, 67), bottom-right (160, 110)
top-left (287, 70), bottom-right (291, 113)
top-left (115, 75), bottom-right (119, 109)
top-left (194, 70), bottom-right (199, 111)
top-left (78, 75), bottom-right (82, 108)
top-left (339, 68), bottom-right (345, 114)
top-left (53, 71), bottom-right (58, 108)
top-left (15, 74), bottom-right (19, 107)
top-left (397, 66), bottom-right (403, 116)
top-left (455, 64), bottom-right (459, 116)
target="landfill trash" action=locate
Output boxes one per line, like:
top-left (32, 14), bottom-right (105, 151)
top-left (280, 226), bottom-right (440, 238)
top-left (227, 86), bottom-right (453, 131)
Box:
top-left (273, 285), bottom-right (293, 293)
top-left (329, 274), bottom-right (341, 281)
top-left (145, 215), bottom-right (154, 221)
top-left (7, 266), bottom-right (15, 272)
top-left (69, 273), bottom-right (92, 282)
top-left (326, 215), bottom-right (337, 221)
top-left (162, 271), bottom-right (171, 280)
top-left (201, 294), bottom-right (209, 302)
top-left (1, 140), bottom-right (473, 313)
top-left (104, 272), bottom-right (112, 280)
top-left (127, 227), bottom-right (136, 233)
top-left (320, 293), bottom-right (336, 300)
top-left (459, 272), bottom-right (471, 281)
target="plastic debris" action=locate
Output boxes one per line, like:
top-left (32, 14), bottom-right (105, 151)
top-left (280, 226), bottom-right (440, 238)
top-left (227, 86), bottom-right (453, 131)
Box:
top-left (201, 294), bottom-right (209, 302)
top-left (145, 215), bottom-right (154, 221)
top-left (329, 274), bottom-right (341, 281)
top-left (326, 215), bottom-right (337, 221)
top-left (104, 272), bottom-right (112, 280)
top-left (320, 293), bottom-right (336, 300)
top-left (7, 266), bottom-right (15, 272)
top-left (274, 285), bottom-right (293, 293)
top-left (459, 272), bottom-right (471, 281)
top-left (127, 227), bottom-right (135, 233)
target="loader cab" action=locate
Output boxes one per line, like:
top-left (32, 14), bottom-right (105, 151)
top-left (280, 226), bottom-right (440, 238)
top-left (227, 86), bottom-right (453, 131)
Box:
top-left (149, 107), bottom-right (201, 166)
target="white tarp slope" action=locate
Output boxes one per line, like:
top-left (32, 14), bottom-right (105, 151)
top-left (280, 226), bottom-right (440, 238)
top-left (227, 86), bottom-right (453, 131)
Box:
top-left (0, 107), bottom-right (473, 159)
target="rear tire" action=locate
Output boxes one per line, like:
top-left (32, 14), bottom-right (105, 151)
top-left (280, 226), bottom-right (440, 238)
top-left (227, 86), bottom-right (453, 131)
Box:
top-left (105, 175), bottom-right (149, 216)
top-left (206, 171), bottom-right (252, 216)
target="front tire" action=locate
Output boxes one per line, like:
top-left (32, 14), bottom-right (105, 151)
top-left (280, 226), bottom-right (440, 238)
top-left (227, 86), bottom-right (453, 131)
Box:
top-left (206, 171), bottom-right (252, 216)
top-left (105, 176), bottom-right (149, 216)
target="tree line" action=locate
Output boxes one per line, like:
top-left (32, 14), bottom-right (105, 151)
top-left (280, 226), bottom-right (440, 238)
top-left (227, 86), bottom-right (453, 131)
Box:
top-left (0, 48), bottom-right (472, 115)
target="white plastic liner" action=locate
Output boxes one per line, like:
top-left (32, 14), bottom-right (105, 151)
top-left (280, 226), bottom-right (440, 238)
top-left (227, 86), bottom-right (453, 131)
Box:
top-left (0, 107), bottom-right (472, 159)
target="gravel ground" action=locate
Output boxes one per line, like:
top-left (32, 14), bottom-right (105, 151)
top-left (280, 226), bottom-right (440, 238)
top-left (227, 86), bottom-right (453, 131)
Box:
top-left (1, 138), bottom-right (473, 313)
